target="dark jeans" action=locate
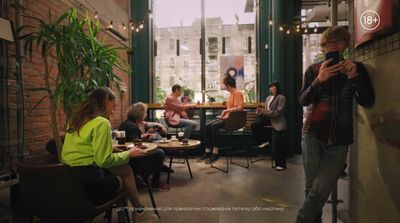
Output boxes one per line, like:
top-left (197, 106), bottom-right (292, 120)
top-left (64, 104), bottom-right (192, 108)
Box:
top-left (71, 166), bottom-right (120, 205)
top-left (296, 134), bottom-right (348, 223)
top-left (251, 118), bottom-right (272, 145)
top-left (129, 149), bottom-right (165, 184)
top-left (273, 130), bottom-right (286, 168)
top-left (204, 119), bottom-right (225, 149)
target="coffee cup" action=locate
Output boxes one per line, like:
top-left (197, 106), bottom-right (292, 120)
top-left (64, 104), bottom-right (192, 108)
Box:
top-left (116, 131), bottom-right (126, 145)
top-left (171, 135), bottom-right (177, 141)
top-left (178, 132), bottom-right (184, 142)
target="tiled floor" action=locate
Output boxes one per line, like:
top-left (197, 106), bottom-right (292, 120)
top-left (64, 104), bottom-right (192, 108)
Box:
top-left (94, 154), bottom-right (349, 223)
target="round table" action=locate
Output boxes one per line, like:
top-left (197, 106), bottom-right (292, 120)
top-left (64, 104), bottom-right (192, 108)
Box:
top-left (155, 139), bottom-right (201, 150)
top-left (155, 139), bottom-right (201, 183)
top-left (113, 142), bottom-right (159, 156)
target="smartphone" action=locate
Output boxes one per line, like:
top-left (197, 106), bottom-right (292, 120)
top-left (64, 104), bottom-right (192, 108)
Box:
top-left (325, 51), bottom-right (340, 67)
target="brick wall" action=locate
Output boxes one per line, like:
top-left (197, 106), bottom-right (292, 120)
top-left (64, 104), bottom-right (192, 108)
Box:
top-left (5, 0), bottom-right (131, 157)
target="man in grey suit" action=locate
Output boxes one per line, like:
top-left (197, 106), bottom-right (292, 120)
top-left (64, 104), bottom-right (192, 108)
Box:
top-left (251, 82), bottom-right (287, 171)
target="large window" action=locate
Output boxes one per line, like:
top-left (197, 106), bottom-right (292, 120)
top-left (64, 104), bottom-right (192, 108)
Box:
top-left (153, 0), bottom-right (256, 103)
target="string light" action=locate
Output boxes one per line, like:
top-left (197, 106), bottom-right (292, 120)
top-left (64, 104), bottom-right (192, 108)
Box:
top-left (88, 9), bottom-right (150, 35)
top-left (304, 27), bottom-right (308, 33)
top-left (279, 26), bottom-right (284, 31)
top-left (326, 16), bottom-right (330, 24)
top-left (286, 29), bottom-right (290, 34)
top-left (314, 25), bottom-right (317, 33)
top-left (268, 17), bottom-right (273, 26)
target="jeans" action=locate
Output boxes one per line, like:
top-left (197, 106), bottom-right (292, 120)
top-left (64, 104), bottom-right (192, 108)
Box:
top-left (179, 118), bottom-right (198, 138)
top-left (204, 119), bottom-right (225, 149)
top-left (251, 119), bottom-right (272, 145)
top-left (129, 149), bottom-right (165, 184)
top-left (296, 134), bottom-right (348, 223)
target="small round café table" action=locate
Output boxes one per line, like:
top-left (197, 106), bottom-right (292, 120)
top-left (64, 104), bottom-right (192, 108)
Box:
top-left (155, 139), bottom-right (201, 183)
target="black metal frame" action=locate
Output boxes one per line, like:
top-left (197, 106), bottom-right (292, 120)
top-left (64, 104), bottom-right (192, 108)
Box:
top-left (141, 175), bottom-right (160, 218)
top-left (211, 148), bottom-right (250, 174)
top-left (166, 152), bottom-right (193, 184)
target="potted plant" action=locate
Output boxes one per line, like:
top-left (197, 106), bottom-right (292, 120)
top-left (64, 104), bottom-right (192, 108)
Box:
top-left (19, 9), bottom-right (130, 160)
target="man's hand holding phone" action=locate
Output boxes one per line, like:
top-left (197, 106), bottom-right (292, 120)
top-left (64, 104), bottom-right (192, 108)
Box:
top-left (317, 59), bottom-right (342, 83)
top-left (317, 51), bottom-right (343, 83)
top-left (340, 60), bottom-right (358, 79)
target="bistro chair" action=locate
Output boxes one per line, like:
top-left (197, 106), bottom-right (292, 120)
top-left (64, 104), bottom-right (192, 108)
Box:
top-left (211, 110), bottom-right (249, 173)
top-left (14, 161), bottom-right (129, 223)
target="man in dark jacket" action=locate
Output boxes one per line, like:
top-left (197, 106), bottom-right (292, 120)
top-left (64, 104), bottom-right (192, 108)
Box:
top-left (296, 26), bottom-right (374, 223)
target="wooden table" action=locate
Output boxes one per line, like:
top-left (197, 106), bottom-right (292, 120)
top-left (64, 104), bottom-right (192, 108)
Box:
top-left (155, 139), bottom-right (201, 183)
top-left (114, 142), bottom-right (158, 155)
top-left (146, 103), bottom-right (261, 110)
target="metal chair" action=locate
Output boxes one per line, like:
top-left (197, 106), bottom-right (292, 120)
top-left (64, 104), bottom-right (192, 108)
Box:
top-left (250, 125), bottom-right (276, 168)
top-left (211, 111), bottom-right (249, 173)
top-left (14, 162), bottom-right (129, 223)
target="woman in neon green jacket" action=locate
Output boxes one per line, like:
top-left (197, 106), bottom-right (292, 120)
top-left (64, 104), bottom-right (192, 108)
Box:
top-left (61, 87), bottom-right (157, 223)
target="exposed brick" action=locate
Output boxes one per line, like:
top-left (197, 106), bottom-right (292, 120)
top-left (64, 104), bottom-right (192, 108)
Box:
top-left (4, 0), bottom-right (131, 159)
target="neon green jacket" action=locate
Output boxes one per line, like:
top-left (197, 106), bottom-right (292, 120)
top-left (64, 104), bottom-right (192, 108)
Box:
top-left (61, 116), bottom-right (129, 168)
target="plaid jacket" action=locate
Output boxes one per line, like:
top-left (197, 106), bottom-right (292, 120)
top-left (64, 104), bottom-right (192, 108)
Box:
top-left (299, 61), bottom-right (374, 145)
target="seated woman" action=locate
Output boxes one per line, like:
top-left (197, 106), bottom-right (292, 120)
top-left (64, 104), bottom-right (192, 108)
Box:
top-left (199, 74), bottom-right (244, 164)
top-left (61, 87), bottom-right (158, 222)
top-left (119, 102), bottom-right (170, 192)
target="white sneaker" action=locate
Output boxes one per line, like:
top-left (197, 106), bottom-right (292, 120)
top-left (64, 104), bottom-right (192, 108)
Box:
top-left (275, 166), bottom-right (285, 171)
top-left (133, 210), bottom-right (158, 223)
top-left (257, 142), bottom-right (269, 148)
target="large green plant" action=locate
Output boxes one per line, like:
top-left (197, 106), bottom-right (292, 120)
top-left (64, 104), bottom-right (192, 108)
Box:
top-left (19, 9), bottom-right (130, 159)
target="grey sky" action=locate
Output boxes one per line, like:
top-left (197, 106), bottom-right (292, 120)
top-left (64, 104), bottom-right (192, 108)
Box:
top-left (154, 0), bottom-right (255, 28)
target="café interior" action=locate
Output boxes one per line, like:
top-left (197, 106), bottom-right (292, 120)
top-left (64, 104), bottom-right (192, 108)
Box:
top-left (0, 0), bottom-right (399, 223)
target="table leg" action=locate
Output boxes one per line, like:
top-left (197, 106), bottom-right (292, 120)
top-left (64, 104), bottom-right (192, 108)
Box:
top-left (167, 156), bottom-right (173, 184)
top-left (185, 155), bottom-right (193, 179)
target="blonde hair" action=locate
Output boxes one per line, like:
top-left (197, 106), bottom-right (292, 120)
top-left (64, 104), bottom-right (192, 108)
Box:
top-left (319, 26), bottom-right (350, 49)
top-left (127, 102), bottom-right (147, 121)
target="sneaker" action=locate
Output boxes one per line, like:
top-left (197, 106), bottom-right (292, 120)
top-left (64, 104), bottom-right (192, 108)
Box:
top-left (205, 153), bottom-right (220, 164)
top-left (198, 152), bottom-right (211, 161)
top-left (275, 166), bottom-right (286, 171)
top-left (161, 164), bottom-right (174, 173)
top-left (133, 209), bottom-right (158, 223)
top-left (257, 142), bottom-right (269, 148)
top-left (151, 181), bottom-right (170, 192)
